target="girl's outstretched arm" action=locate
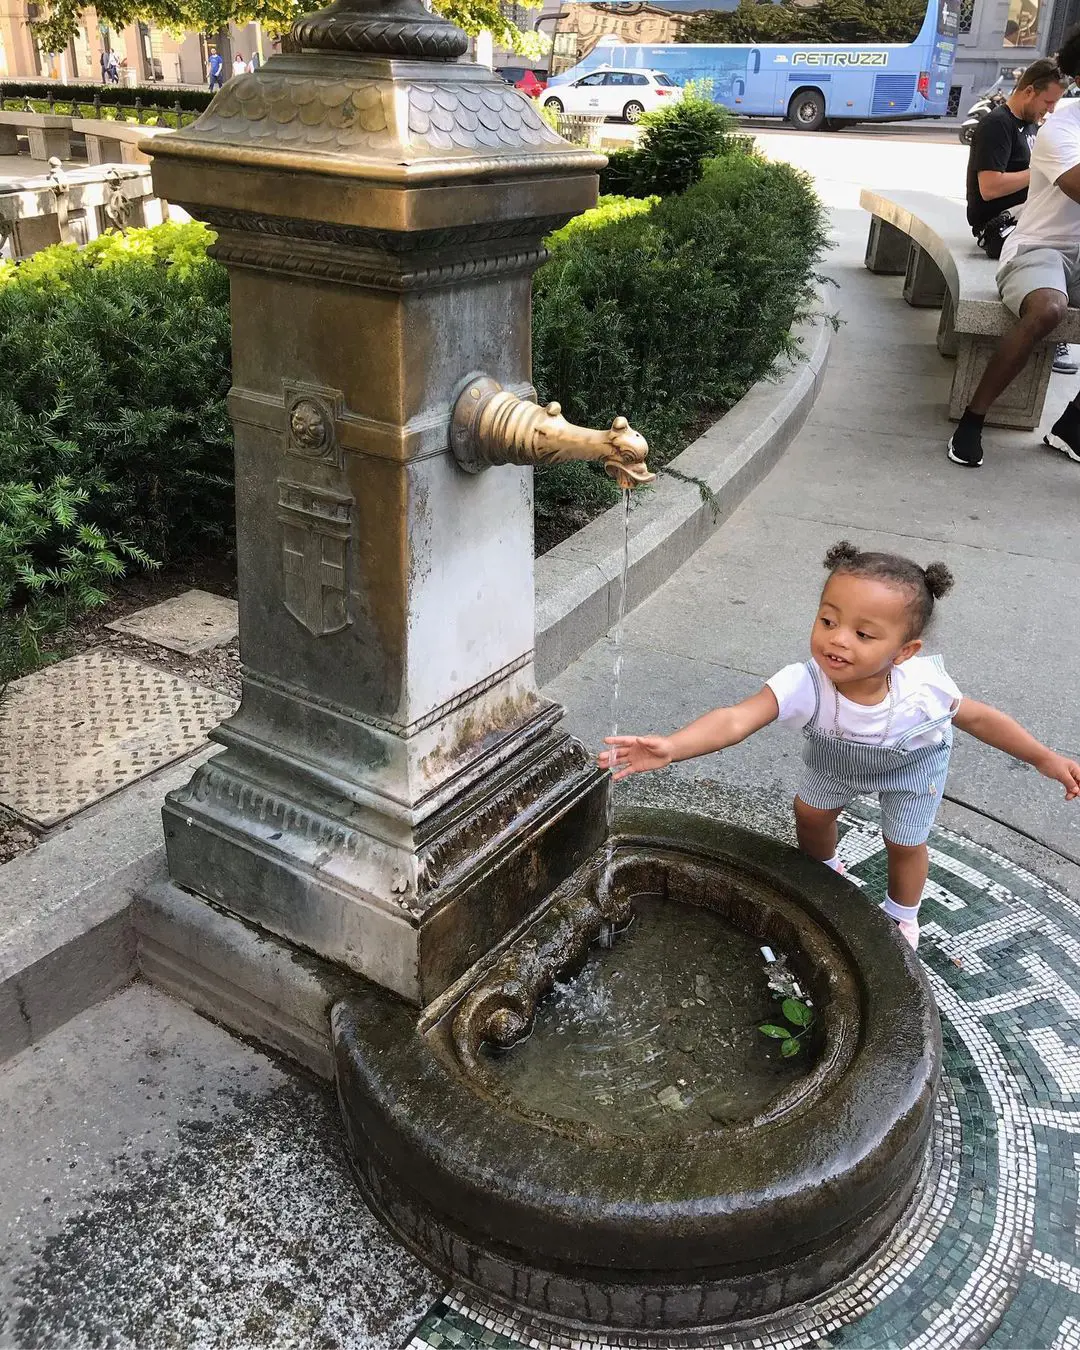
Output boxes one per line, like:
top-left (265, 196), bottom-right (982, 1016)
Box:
top-left (953, 699), bottom-right (1080, 799)
top-left (600, 687), bottom-right (780, 782)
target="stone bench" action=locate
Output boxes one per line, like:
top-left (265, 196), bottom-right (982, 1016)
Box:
top-left (71, 118), bottom-right (170, 166)
top-left (0, 109), bottom-right (73, 161)
top-left (861, 187), bottom-right (1080, 431)
top-left (0, 164), bottom-right (164, 259)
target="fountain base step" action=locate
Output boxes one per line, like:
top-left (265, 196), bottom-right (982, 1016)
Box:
top-left (335, 809), bottom-right (941, 1331)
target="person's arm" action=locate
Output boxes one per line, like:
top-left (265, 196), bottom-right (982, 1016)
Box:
top-left (601, 687), bottom-right (780, 781)
top-left (953, 699), bottom-right (1080, 797)
top-left (978, 167), bottom-right (1030, 200)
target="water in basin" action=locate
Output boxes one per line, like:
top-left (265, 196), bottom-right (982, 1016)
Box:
top-left (484, 893), bottom-right (813, 1136)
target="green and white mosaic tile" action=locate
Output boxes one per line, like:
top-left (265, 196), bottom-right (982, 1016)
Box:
top-left (405, 802), bottom-right (1080, 1350)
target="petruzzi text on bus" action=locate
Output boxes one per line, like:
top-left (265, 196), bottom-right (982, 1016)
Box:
top-left (790, 51), bottom-right (890, 66)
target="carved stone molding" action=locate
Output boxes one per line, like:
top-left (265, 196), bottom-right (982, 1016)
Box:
top-left (211, 232), bottom-right (549, 290)
top-left (417, 736), bottom-right (592, 893)
top-left (199, 207), bottom-right (571, 254)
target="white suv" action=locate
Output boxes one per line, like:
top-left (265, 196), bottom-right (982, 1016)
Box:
top-left (541, 68), bottom-right (682, 124)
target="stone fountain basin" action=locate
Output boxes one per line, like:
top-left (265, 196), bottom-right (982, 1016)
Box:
top-left (334, 808), bottom-right (941, 1331)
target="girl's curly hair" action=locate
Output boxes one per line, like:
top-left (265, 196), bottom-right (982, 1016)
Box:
top-left (824, 540), bottom-right (954, 637)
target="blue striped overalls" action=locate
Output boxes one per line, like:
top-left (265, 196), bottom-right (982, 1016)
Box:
top-left (799, 657), bottom-right (955, 847)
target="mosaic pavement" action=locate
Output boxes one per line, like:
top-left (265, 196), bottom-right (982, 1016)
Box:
top-left (406, 802), bottom-right (1080, 1350)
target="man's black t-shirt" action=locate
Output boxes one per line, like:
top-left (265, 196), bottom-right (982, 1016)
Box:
top-left (966, 103), bottom-right (1035, 229)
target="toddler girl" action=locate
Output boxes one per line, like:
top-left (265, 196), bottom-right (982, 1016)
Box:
top-left (601, 541), bottom-right (1080, 949)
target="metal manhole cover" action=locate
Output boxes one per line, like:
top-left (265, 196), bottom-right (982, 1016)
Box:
top-left (0, 650), bottom-right (238, 828)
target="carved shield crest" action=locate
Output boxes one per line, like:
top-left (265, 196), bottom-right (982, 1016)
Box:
top-left (277, 481), bottom-right (353, 637)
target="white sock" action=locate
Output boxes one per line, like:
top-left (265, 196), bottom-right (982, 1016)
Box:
top-left (822, 854), bottom-right (845, 873)
top-left (880, 894), bottom-right (920, 922)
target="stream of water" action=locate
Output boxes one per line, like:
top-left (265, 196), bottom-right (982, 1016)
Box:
top-left (599, 489), bottom-right (632, 946)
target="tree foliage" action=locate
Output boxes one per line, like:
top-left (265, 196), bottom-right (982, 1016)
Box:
top-left (680, 0), bottom-right (927, 46)
top-left (33, 0), bottom-right (547, 58)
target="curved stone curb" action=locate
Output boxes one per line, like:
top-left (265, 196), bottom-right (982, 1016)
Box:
top-left (535, 295), bottom-right (834, 684)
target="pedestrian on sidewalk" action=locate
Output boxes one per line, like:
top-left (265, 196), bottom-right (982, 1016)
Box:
top-left (233, 53), bottom-right (247, 79)
top-left (600, 541), bottom-right (1080, 952)
top-left (950, 25), bottom-right (1080, 467)
top-left (99, 47), bottom-right (109, 83)
top-left (964, 59), bottom-right (1076, 375)
top-left (106, 49), bottom-right (119, 84)
top-left (207, 47), bottom-right (224, 93)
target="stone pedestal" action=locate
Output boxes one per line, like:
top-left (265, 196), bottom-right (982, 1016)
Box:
top-left (150, 26), bottom-right (610, 1004)
top-left (903, 242), bottom-right (947, 308)
top-left (0, 124), bottom-right (18, 156)
top-left (949, 334), bottom-right (1054, 430)
top-left (864, 215), bottom-right (909, 275)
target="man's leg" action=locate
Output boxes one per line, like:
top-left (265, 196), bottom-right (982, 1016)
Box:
top-left (949, 286), bottom-right (1066, 468)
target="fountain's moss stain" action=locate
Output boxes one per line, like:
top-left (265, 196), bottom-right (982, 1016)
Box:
top-left (3, 1072), bottom-right (438, 1349)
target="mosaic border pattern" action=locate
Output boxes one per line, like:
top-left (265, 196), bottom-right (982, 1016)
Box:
top-left (405, 803), bottom-right (1080, 1349)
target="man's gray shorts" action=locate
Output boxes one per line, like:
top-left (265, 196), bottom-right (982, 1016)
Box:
top-left (998, 244), bottom-right (1080, 315)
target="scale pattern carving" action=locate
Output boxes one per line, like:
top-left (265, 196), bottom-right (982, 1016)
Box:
top-left (193, 72), bottom-right (561, 156)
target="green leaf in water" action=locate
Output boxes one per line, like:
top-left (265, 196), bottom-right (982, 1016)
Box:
top-left (782, 998), bottom-right (813, 1028)
top-left (781, 1038), bottom-right (801, 1058)
top-left (759, 1024), bottom-right (790, 1039)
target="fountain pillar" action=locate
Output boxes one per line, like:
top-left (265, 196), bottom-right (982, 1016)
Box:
top-left (149, 0), bottom-right (616, 1003)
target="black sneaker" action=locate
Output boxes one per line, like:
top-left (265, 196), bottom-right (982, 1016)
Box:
top-left (1054, 342), bottom-right (1079, 375)
top-left (1045, 412), bottom-right (1080, 462)
top-left (948, 424), bottom-right (984, 467)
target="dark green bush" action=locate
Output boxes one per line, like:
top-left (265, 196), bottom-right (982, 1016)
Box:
top-left (0, 221), bottom-right (230, 681)
top-left (532, 149), bottom-right (828, 545)
top-left (600, 89), bottom-right (738, 198)
top-left (0, 79), bottom-right (212, 113)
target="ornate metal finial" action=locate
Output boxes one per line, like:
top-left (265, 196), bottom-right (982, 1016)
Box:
top-left (291, 0), bottom-right (469, 60)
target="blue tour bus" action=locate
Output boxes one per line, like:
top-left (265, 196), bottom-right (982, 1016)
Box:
top-left (547, 0), bottom-right (959, 130)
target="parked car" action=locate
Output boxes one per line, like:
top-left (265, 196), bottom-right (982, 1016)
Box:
top-left (540, 68), bottom-right (681, 123)
top-left (494, 66), bottom-right (547, 98)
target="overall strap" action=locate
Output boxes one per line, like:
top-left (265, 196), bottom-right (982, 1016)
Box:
top-left (805, 659), bottom-right (823, 728)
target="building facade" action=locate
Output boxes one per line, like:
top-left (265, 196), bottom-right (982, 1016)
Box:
top-left (0, 2), bottom-right (268, 87)
top-left (950, 0), bottom-right (1080, 116)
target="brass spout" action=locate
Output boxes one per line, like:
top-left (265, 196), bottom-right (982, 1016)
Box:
top-left (451, 375), bottom-right (654, 491)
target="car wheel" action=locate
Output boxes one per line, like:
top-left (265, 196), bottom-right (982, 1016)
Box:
top-left (624, 100), bottom-right (645, 123)
top-left (544, 96), bottom-right (563, 115)
top-left (788, 89), bottom-right (826, 131)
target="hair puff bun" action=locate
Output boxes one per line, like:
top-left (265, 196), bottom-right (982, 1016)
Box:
top-left (922, 562), bottom-right (955, 600)
top-left (823, 540), bottom-right (860, 570)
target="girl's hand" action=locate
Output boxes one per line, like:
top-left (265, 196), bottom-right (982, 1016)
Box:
top-left (599, 735), bottom-right (675, 781)
top-left (1037, 751), bottom-right (1080, 800)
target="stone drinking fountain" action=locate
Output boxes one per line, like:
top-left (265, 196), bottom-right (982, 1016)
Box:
top-left (148, 1), bottom-right (941, 1334)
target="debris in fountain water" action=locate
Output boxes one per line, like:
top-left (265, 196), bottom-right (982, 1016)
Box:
top-left (656, 1085), bottom-right (685, 1111)
top-left (694, 974), bottom-right (712, 1001)
top-left (760, 945), bottom-right (776, 963)
top-left (764, 952), bottom-right (807, 1003)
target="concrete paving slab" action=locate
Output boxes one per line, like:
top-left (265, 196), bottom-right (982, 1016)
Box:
top-left (0, 983), bottom-right (441, 1349)
top-left (106, 588), bottom-right (239, 654)
top-left (0, 651), bottom-right (236, 828)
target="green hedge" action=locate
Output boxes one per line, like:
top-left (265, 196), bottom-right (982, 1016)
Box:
top-left (0, 222), bottom-right (230, 687)
top-left (0, 79), bottom-right (213, 113)
top-left (532, 148), bottom-right (829, 544)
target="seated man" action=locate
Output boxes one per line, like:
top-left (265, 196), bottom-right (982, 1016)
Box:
top-left (966, 60), bottom-right (1072, 371)
top-left (950, 29), bottom-right (1080, 468)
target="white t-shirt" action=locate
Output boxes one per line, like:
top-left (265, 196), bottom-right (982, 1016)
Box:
top-left (1001, 100), bottom-right (1080, 263)
top-left (767, 657), bottom-right (962, 749)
